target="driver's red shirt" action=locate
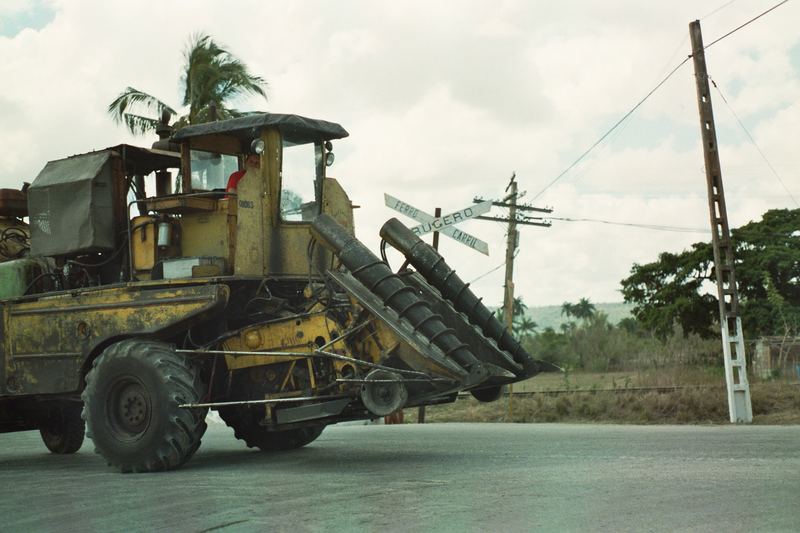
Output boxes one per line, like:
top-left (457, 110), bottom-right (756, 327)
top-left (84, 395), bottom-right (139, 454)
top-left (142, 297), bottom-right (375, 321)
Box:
top-left (226, 170), bottom-right (246, 193)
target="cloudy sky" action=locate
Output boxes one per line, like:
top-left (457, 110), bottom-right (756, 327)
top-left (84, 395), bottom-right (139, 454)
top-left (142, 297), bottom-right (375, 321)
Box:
top-left (1, 0), bottom-right (797, 309)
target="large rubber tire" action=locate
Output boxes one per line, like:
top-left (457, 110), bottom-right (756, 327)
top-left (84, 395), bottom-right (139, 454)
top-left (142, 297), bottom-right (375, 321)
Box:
top-left (218, 406), bottom-right (324, 452)
top-left (81, 339), bottom-right (208, 473)
top-left (39, 403), bottom-right (85, 454)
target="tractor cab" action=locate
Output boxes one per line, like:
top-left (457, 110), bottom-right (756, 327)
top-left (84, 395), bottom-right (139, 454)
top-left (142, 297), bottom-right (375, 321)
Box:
top-left (136, 113), bottom-right (355, 280)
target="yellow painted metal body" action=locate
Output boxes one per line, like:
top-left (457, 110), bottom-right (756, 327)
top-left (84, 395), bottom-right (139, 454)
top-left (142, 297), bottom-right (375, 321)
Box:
top-left (136, 127), bottom-right (357, 280)
top-left (218, 306), bottom-right (403, 400)
top-left (2, 125), bottom-right (359, 400)
top-left (131, 216), bottom-right (158, 272)
top-left (233, 162), bottom-right (269, 275)
top-left (222, 312), bottom-right (346, 370)
top-left (179, 198), bottom-right (236, 271)
top-left (2, 283), bottom-right (228, 395)
top-left (206, 129), bottom-right (355, 279)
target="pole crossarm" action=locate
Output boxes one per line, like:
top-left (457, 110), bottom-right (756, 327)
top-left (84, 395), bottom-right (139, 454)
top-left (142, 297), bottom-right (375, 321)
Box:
top-left (474, 197), bottom-right (553, 214)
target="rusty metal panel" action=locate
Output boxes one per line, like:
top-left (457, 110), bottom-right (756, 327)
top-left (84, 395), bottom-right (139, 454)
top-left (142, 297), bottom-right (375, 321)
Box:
top-left (3, 283), bottom-right (228, 396)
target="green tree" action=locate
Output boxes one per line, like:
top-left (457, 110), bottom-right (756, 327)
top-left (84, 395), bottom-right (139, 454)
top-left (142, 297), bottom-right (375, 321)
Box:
top-left (573, 297), bottom-right (596, 320)
top-left (517, 316), bottom-right (538, 340)
top-left (561, 298), bottom-right (596, 321)
top-left (497, 296), bottom-right (537, 339)
top-left (108, 33), bottom-right (267, 135)
top-left (620, 208), bottom-right (800, 339)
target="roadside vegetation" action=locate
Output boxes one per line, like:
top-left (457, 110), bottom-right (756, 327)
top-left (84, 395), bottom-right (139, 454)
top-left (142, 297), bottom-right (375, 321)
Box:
top-left (422, 375), bottom-right (799, 425)
top-left (421, 208), bottom-right (799, 425)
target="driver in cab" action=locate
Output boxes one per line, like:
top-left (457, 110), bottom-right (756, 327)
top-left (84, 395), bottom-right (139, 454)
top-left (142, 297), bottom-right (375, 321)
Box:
top-left (226, 152), bottom-right (260, 194)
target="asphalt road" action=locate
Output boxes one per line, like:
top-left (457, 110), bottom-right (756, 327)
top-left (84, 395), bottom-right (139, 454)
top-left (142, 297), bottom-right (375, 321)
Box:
top-left (1, 422), bottom-right (798, 532)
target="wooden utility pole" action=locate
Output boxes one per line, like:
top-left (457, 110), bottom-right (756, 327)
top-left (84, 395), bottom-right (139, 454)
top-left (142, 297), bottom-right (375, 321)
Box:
top-left (474, 173), bottom-right (552, 419)
top-left (690, 20), bottom-right (752, 423)
top-left (503, 179), bottom-right (519, 418)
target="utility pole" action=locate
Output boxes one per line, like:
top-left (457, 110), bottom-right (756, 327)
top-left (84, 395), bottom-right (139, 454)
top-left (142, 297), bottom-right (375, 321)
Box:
top-left (690, 20), bottom-right (752, 423)
top-left (503, 180), bottom-right (518, 418)
top-left (475, 173), bottom-right (552, 419)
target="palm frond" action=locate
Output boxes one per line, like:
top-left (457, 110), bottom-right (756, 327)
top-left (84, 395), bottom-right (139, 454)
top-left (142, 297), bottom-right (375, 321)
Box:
top-left (107, 87), bottom-right (176, 135)
top-left (180, 33), bottom-right (267, 123)
top-left (120, 113), bottom-right (161, 136)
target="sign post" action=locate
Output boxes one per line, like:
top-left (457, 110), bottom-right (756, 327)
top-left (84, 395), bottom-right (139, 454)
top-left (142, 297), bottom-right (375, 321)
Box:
top-left (417, 205), bottom-right (444, 425)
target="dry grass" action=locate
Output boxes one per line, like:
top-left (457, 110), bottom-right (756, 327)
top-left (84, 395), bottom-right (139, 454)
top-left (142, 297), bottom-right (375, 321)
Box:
top-left (413, 375), bottom-right (799, 425)
top-left (513, 366), bottom-right (722, 393)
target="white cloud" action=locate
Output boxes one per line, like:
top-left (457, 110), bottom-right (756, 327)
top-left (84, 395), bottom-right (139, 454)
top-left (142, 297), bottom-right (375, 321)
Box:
top-left (0, 0), bottom-right (797, 308)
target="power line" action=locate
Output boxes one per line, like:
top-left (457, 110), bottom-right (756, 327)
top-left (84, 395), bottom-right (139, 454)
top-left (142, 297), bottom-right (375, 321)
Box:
top-left (710, 78), bottom-right (799, 208)
top-left (703, 0), bottom-right (790, 50)
top-left (531, 0), bottom-right (791, 202)
top-left (468, 249), bottom-right (518, 284)
top-left (548, 216), bottom-right (708, 233)
top-left (700, 0), bottom-right (738, 20)
top-left (530, 57), bottom-right (690, 202)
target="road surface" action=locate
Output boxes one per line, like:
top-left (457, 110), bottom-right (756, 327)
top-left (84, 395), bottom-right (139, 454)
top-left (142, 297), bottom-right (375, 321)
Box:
top-left (1, 422), bottom-right (798, 532)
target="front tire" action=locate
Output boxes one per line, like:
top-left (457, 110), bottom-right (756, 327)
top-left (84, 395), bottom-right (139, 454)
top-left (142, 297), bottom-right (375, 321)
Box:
top-left (82, 339), bottom-right (207, 473)
top-left (219, 406), bottom-right (324, 452)
top-left (39, 402), bottom-right (85, 454)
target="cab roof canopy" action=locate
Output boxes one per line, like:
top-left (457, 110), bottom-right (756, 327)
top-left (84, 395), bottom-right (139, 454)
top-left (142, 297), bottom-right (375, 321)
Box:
top-left (172, 113), bottom-right (349, 147)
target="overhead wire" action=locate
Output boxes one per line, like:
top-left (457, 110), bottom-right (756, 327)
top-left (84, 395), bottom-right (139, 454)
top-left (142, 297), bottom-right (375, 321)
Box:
top-left (700, 0), bottom-right (738, 20)
top-left (468, 249), bottom-right (518, 284)
top-left (709, 78), bottom-right (799, 208)
top-left (470, 1), bottom-right (793, 287)
top-left (546, 216), bottom-right (708, 233)
top-left (530, 56), bottom-right (691, 202)
top-left (530, 0), bottom-right (792, 202)
top-left (565, 31), bottom-right (691, 187)
top-left (703, 0), bottom-right (790, 50)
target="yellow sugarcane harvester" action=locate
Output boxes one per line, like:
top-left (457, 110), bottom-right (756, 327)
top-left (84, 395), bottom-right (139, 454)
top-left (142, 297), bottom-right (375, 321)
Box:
top-left (0, 113), bottom-right (545, 472)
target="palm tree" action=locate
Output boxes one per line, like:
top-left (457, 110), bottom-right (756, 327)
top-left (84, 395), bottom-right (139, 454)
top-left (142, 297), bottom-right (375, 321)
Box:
top-left (497, 296), bottom-right (535, 338)
top-left (561, 298), bottom-right (595, 321)
top-left (517, 316), bottom-right (538, 339)
top-left (108, 33), bottom-right (267, 135)
top-left (573, 297), bottom-right (596, 320)
top-left (512, 296), bottom-right (528, 318)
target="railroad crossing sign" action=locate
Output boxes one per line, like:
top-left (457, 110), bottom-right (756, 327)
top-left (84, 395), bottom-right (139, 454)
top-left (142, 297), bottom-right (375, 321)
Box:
top-left (384, 194), bottom-right (491, 255)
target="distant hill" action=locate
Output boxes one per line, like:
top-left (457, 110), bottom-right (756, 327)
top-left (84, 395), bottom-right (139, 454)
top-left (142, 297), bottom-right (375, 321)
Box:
top-left (525, 302), bottom-right (634, 331)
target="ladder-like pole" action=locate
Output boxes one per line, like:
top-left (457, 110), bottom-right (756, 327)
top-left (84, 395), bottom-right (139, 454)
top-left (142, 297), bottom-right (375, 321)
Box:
top-left (690, 19), bottom-right (752, 423)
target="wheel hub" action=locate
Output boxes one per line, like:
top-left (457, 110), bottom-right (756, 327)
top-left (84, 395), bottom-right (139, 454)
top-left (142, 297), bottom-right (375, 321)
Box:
top-left (109, 379), bottom-right (150, 437)
top-left (361, 369), bottom-right (408, 416)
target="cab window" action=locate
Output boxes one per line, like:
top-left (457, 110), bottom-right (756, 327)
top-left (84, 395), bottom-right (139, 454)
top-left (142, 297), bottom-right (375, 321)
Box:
top-left (280, 142), bottom-right (320, 221)
top-left (190, 150), bottom-right (238, 191)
